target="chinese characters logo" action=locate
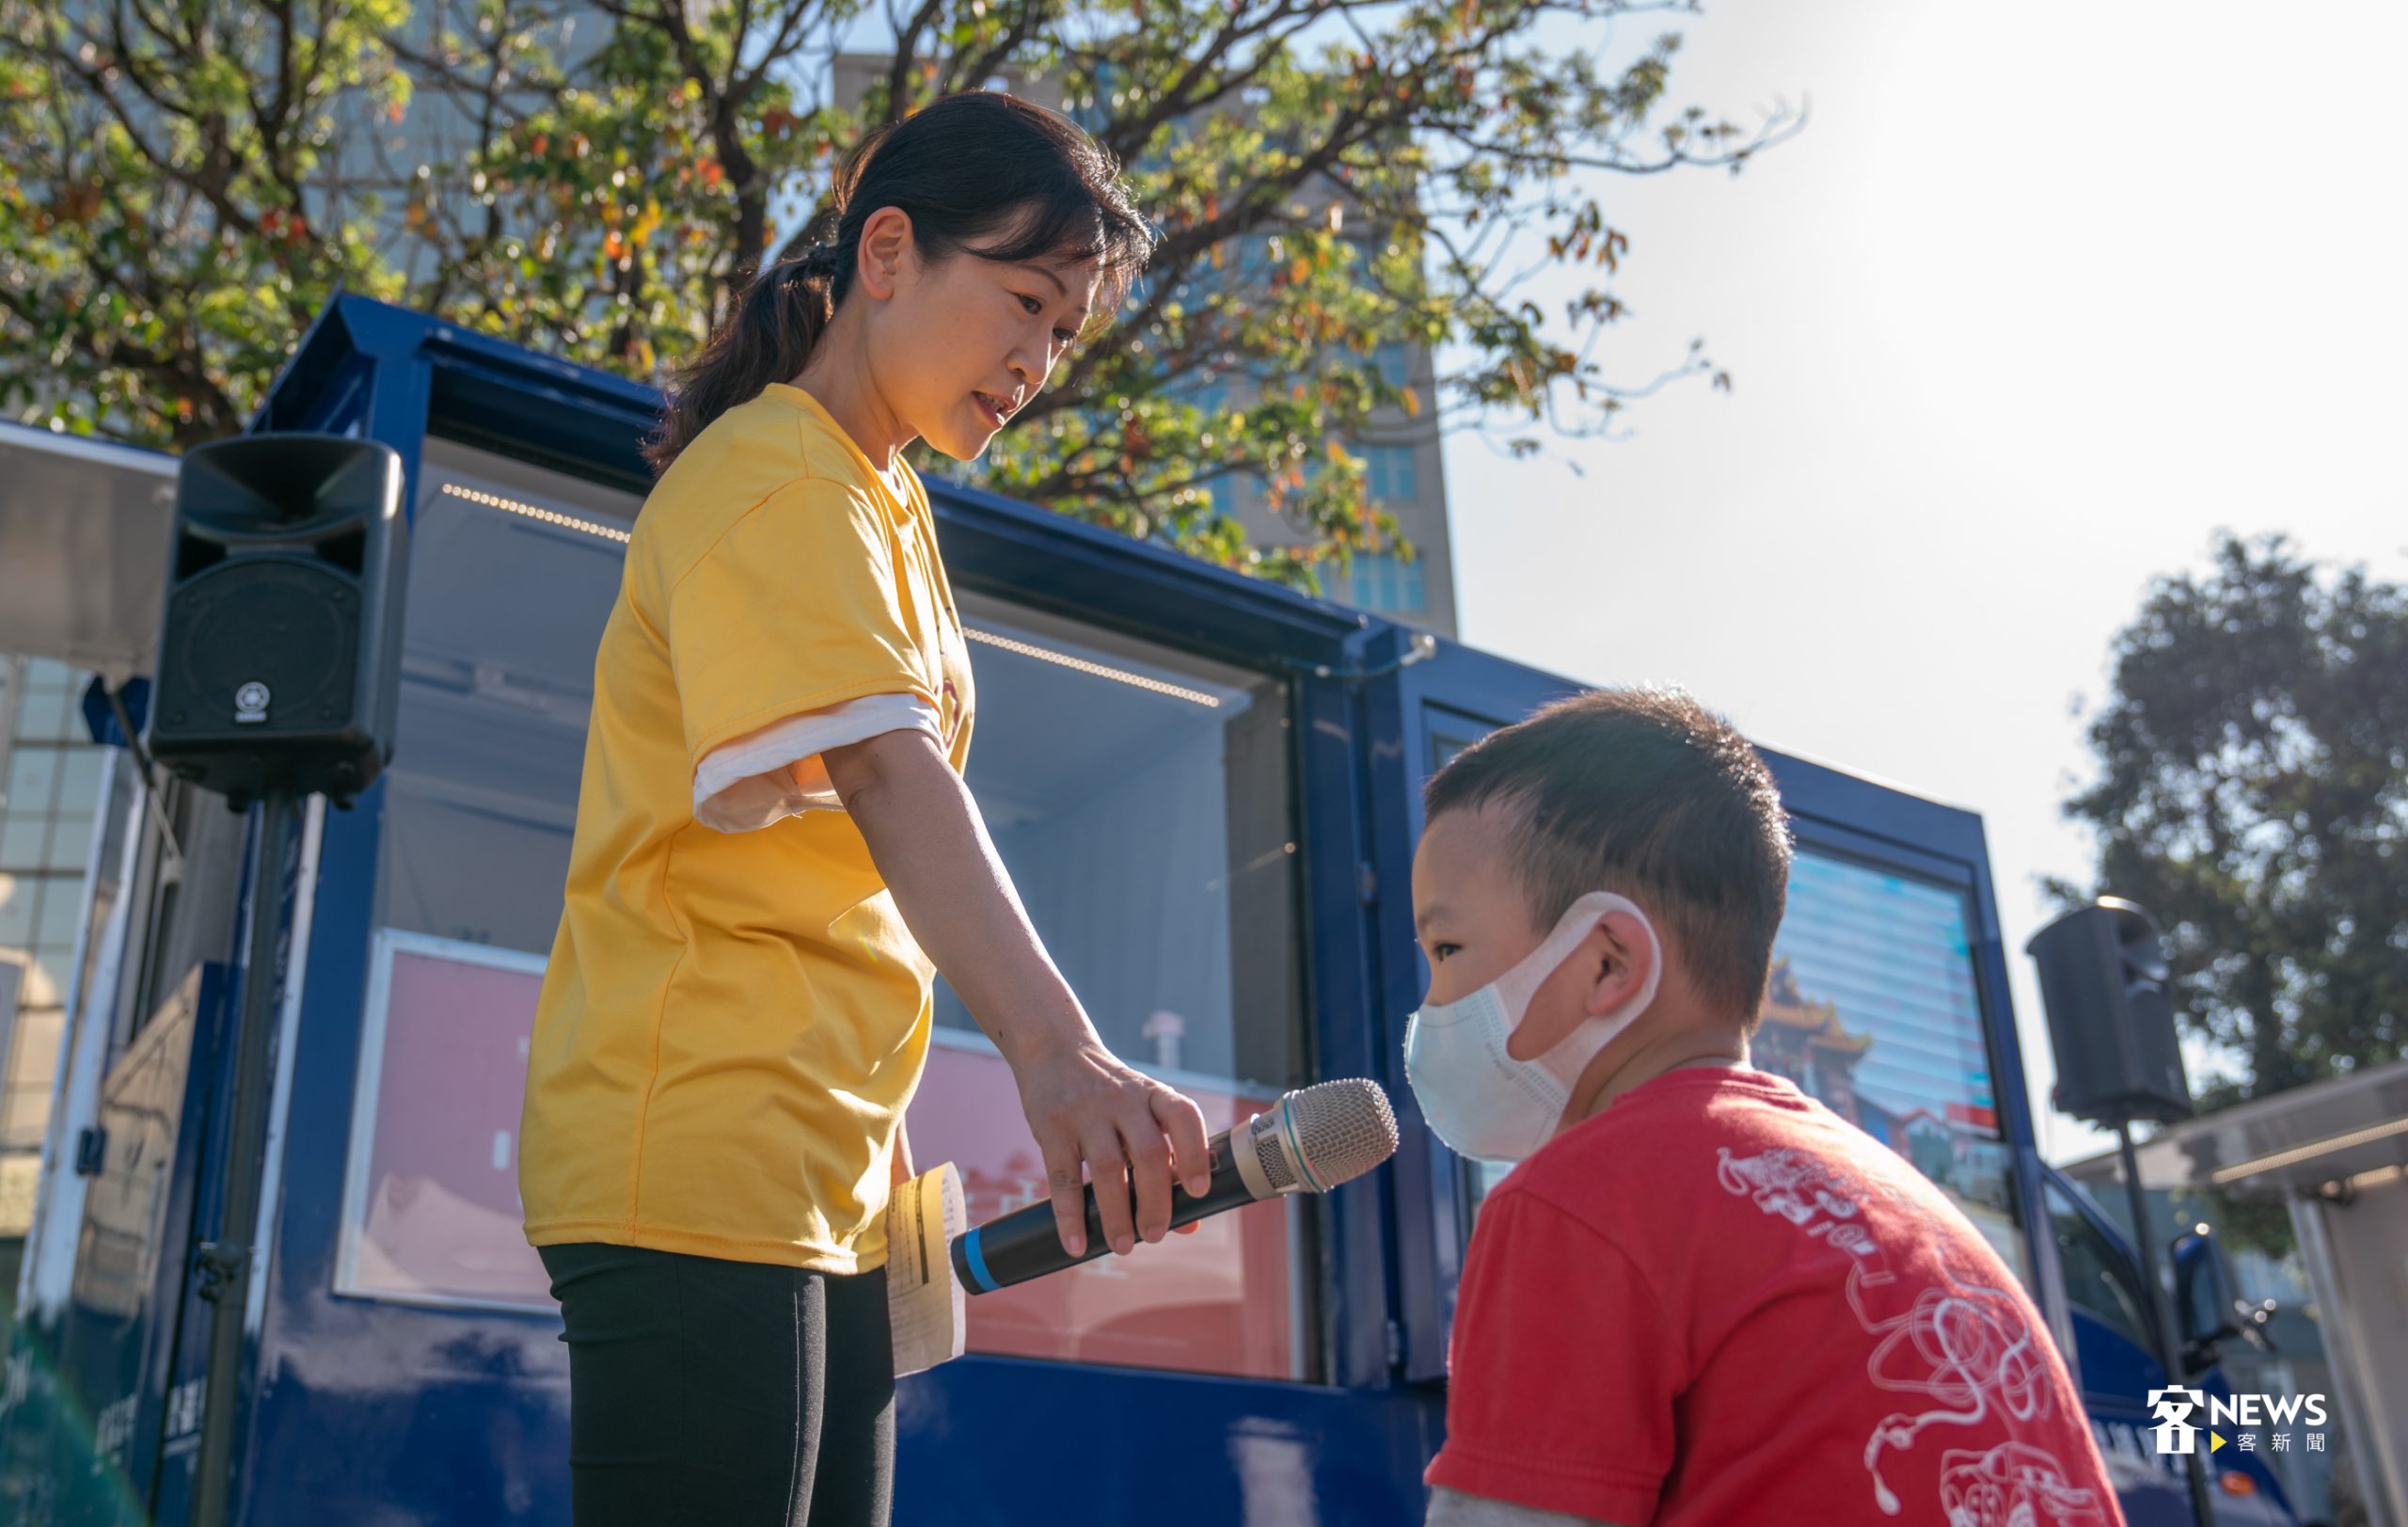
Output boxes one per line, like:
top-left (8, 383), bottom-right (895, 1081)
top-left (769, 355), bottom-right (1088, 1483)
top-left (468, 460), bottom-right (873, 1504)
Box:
top-left (2147, 1388), bottom-right (2203, 1455)
top-left (2146, 1388), bottom-right (2327, 1456)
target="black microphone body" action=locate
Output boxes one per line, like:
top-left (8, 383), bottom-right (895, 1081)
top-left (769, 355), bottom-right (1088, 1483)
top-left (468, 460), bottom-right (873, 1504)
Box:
top-left (948, 1078), bottom-right (1396, 1296)
top-left (949, 1129), bottom-right (1254, 1293)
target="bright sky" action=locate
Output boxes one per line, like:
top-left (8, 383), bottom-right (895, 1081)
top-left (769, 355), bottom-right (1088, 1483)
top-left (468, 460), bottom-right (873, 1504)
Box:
top-left (1436, 0), bottom-right (2408, 1163)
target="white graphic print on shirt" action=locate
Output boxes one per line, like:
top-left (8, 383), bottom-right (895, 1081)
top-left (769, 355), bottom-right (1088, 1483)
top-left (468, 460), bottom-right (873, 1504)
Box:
top-left (1714, 1147), bottom-right (2108, 1526)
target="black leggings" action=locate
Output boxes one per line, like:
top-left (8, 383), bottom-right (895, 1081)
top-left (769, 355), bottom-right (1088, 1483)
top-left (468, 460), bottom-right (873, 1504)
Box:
top-left (540, 1242), bottom-right (895, 1527)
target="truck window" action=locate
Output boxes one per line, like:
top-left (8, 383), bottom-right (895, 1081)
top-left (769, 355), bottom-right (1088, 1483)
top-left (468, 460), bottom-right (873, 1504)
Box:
top-left (339, 439), bottom-right (642, 1318)
top-left (915, 587), bottom-right (1310, 1381)
top-left (2046, 1181), bottom-right (2153, 1356)
top-left (337, 438), bottom-right (1316, 1381)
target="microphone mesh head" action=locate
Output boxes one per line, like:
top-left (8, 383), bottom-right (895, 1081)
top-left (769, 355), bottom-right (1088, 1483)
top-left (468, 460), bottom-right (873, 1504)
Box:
top-left (1283, 1077), bottom-right (1400, 1191)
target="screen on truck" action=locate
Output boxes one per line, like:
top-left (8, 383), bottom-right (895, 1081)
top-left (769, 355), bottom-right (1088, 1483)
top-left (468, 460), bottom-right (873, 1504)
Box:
top-left (1759, 850), bottom-right (2023, 1275)
top-left (1466, 846), bottom-right (2028, 1283)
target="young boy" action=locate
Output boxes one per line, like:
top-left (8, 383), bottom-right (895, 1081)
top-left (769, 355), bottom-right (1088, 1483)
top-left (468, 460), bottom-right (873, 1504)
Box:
top-left (1409, 688), bottom-right (2122, 1527)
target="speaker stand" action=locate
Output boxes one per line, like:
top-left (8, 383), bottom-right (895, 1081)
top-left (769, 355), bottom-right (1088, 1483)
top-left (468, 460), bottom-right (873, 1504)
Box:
top-left (2118, 1120), bottom-right (2219, 1527)
top-left (189, 787), bottom-right (302, 1527)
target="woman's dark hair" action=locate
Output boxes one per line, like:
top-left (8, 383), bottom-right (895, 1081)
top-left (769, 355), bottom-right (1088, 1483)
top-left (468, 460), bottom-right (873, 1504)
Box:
top-left (1422, 687), bottom-right (1796, 1025)
top-left (643, 91), bottom-right (1156, 474)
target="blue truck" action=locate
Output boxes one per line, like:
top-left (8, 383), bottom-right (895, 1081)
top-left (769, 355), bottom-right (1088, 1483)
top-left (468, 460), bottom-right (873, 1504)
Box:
top-left (0, 295), bottom-right (2297, 1525)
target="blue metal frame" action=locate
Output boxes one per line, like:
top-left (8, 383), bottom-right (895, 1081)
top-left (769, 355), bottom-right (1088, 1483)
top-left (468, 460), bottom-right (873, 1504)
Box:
top-left (3, 293), bottom-right (2259, 1526)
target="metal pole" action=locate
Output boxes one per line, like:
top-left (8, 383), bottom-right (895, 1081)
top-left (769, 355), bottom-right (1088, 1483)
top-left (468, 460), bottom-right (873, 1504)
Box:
top-left (189, 788), bottom-right (299, 1527)
top-left (2119, 1120), bottom-right (2220, 1527)
top-left (103, 681), bottom-right (182, 867)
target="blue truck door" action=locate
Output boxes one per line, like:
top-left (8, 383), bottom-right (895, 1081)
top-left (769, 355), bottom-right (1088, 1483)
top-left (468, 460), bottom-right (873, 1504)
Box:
top-left (1358, 632), bottom-right (1584, 1381)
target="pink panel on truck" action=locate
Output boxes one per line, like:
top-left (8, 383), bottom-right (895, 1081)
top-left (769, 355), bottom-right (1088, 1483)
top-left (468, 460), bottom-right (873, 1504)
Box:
top-left (345, 936), bottom-right (1297, 1384)
top-left (349, 944), bottom-right (551, 1307)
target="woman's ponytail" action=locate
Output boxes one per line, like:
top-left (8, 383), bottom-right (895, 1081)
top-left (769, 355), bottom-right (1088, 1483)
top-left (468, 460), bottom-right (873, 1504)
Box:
top-left (642, 244), bottom-right (849, 476)
top-left (641, 92), bottom-right (1155, 477)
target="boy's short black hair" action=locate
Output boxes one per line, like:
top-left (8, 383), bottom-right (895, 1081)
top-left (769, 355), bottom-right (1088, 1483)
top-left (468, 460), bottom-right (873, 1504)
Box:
top-left (1422, 686), bottom-right (1794, 1026)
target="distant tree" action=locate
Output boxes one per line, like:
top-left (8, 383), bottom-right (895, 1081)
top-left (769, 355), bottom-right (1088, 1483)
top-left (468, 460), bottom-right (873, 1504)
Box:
top-left (0, 0), bottom-right (1796, 592)
top-left (2051, 533), bottom-right (2408, 1113)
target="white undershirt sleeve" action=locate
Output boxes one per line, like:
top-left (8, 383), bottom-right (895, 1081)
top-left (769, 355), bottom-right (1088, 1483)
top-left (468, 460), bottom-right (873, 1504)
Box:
top-left (692, 691), bottom-right (941, 833)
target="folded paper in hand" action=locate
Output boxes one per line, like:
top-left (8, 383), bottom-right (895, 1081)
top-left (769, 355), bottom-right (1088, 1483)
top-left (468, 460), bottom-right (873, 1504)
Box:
top-left (883, 1162), bottom-right (967, 1376)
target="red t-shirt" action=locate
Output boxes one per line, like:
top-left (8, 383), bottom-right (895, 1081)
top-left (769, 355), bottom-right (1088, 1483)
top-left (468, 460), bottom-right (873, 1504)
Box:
top-left (1425, 1067), bottom-right (2124, 1526)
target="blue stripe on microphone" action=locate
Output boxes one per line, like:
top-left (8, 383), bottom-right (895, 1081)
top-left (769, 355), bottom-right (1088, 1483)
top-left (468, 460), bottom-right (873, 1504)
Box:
top-left (960, 1226), bottom-right (1000, 1293)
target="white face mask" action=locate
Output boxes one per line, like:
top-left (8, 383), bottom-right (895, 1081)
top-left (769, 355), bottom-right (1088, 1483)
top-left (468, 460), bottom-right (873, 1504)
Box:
top-left (1402, 890), bottom-right (1664, 1165)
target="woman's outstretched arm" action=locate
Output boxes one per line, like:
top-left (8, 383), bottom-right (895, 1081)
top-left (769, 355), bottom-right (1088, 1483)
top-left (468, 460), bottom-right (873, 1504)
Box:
top-left (825, 727), bottom-right (1213, 1260)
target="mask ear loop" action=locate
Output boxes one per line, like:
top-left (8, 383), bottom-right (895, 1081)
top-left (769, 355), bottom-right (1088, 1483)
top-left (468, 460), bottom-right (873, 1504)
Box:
top-left (1494, 891), bottom-right (1665, 1093)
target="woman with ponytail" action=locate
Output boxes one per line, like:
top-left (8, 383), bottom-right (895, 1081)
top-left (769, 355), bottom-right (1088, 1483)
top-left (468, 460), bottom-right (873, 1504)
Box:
top-left (519, 91), bottom-right (1209, 1526)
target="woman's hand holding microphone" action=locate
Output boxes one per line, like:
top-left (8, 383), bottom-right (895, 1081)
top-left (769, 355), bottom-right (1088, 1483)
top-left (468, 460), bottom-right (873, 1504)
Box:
top-left (1006, 1029), bottom-right (1211, 1257)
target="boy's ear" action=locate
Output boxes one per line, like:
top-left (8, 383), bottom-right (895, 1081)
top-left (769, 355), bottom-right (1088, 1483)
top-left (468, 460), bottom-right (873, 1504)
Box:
top-left (1584, 908), bottom-right (1660, 1017)
top-left (1508, 905), bottom-right (1665, 1060)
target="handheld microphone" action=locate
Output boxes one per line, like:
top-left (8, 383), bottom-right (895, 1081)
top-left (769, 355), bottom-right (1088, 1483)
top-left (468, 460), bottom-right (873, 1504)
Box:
top-left (949, 1077), bottom-right (1399, 1295)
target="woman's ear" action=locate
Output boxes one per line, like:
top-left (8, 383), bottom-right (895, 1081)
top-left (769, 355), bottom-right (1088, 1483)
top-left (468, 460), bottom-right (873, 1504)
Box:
top-left (854, 206), bottom-right (914, 300)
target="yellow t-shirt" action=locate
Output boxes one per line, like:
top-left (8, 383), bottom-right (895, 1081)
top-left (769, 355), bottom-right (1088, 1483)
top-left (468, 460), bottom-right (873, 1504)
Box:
top-left (520, 382), bottom-right (974, 1273)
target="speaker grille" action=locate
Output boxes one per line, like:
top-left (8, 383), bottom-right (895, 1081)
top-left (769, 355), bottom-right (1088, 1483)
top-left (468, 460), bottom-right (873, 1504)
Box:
top-left (158, 561), bottom-right (357, 734)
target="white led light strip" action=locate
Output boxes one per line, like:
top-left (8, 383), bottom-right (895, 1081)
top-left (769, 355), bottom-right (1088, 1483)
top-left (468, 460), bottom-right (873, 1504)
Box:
top-left (441, 481), bottom-right (631, 544)
top-left (2210, 1114), bottom-right (2408, 1184)
top-left (964, 627), bottom-right (1221, 708)
top-left (437, 479), bottom-right (1218, 707)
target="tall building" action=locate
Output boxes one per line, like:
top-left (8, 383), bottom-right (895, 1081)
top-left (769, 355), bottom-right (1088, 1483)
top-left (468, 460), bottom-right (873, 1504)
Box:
top-left (1171, 279), bottom-right (1456, 639)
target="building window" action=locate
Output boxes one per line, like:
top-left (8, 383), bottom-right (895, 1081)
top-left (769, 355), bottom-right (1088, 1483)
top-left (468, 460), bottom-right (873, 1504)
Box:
top-left (1364, 445), bottom-right (1418, 502)
top-left (1343, 553), bottom-right (1427, 613)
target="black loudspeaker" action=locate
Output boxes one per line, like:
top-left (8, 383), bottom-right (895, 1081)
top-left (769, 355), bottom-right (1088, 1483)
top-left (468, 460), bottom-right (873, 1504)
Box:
top-left (150, 435), bottom-right (408, 806)
top-left (2028, 898), bottom-right (2194, 1125)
